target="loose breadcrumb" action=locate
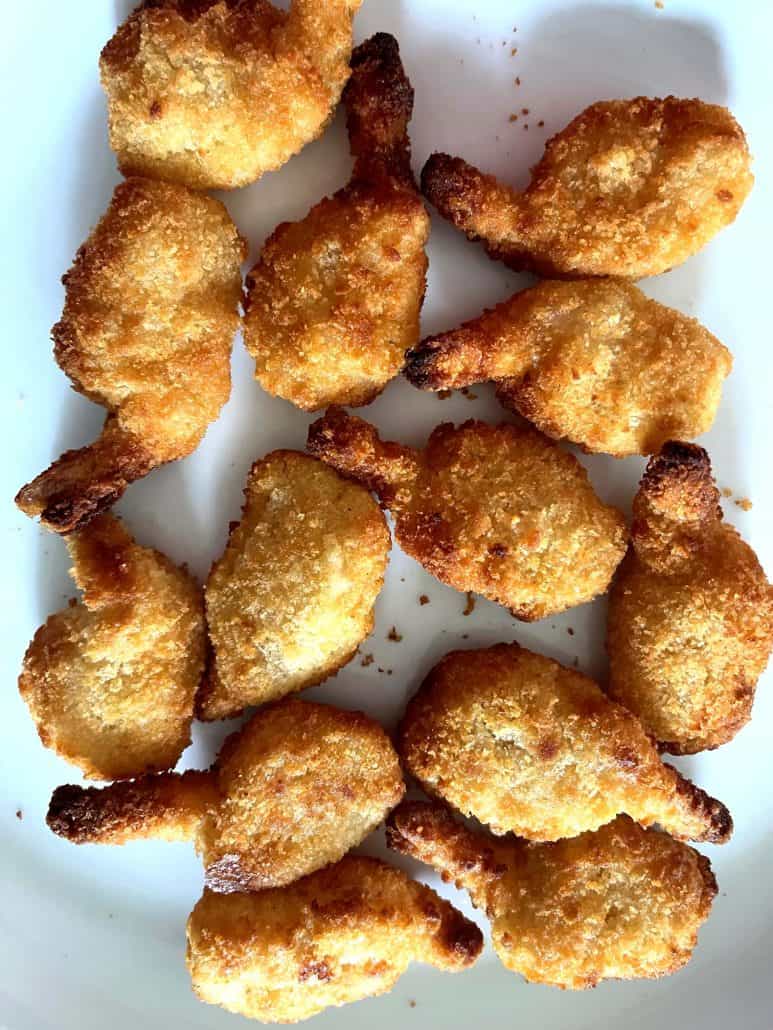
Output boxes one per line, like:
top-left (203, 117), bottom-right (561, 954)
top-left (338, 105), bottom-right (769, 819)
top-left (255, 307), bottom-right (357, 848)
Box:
top-left (388, 627), bottom-right (404, 642)
top-left (734, 497), bottom-right (752, 511)
top-left (419, 595), bottom-right (430, 606)
top-left (463, 593), bottom-right (476, 616)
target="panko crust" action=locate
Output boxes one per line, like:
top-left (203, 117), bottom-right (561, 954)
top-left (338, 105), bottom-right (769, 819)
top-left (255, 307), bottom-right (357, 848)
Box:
top-left (406, 279), bottom-right (732, 457)
top-left (16, 177), bottom-right (245, 533)
top-left (244, 33), bottom-right (429, 411)
top-left (608, 442), bottom-right (773, 753)
top-left (387, 801), bottom-right (717, 990)
top-left (186, 855), bottom-right (483, 1023)
top-left (19, 514), bottom-right (206, 780)
top-left (308, 409), bottom-right (627, 620)
top-left (399, 643), bottom-right (731, 843)
top-left (100, 0), bottom-right (362, 190)
top-left (422, 97), bottom-right (753, 279)
top-left (202, 451), bottom-right (390, 720)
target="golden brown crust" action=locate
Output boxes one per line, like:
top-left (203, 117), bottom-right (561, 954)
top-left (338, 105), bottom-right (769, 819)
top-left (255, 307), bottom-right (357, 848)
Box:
top-left (405, 280), bottom-right (732, 457)
top-left (398, 643), bottom-right (731, 843)
top-left (100, 0), bottom-right (363, 190)
top-left (187, 855), bottom-right (482, 1022)
top-left (422, 97), bottom-right (753, 278)
top-left (19, 514), bottom-right (206, 780)
top-left (608, 443), bottom-right (773, 753)
top-left (308, 410), bottom-right (627, 620)
top-left (202, 451), bottom-right (390, 720)
top-left (387, 801), bottom-right (717, 989)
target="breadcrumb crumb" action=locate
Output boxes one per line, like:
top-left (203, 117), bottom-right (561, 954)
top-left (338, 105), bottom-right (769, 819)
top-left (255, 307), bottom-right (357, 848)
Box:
top-left (463, 592), bottom-right (476, 616)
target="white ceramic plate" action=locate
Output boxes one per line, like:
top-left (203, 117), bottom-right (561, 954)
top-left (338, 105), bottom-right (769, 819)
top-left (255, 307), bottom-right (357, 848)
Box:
top-left (2, 1), bottom-right (772, 1027)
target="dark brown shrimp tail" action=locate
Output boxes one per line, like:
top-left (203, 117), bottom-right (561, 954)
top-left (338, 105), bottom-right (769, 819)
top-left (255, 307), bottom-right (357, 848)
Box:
top-left (671, 770), bottom-right (733, 844)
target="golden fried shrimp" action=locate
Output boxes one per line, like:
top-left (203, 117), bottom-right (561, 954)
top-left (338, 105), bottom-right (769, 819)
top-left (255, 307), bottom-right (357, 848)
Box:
top-left (399, 644), bottom-right (731, 844)
top-left (406, 279), bottom-right (732, 457)
top-left (187, 855), bottom-right (483, 1022)
top-left (19, 515), bottom-right (205, 781)
top-left (201, 451), bottom-right (390, 721)
top-left (422, 97), bottom-right (752, 278)
top-left (16, 178), bottom-right (245, 533)
top-left (307, 409), bottom-right (626, 620)
top-left (608, 442), bottom-right (773, 753)
top-left (100, 0), bottom-right (362, 190)
top-left (244, 33), bottom-right (429, 411)
top-left (387, 801), bottom-right (717, 990)
top-left (48, 698), bottom-right (405, 891)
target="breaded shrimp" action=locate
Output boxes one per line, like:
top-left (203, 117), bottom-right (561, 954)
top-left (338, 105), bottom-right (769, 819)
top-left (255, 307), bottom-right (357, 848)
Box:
top-left (100, 0), bottom-right (363, 190)
top-left (608, 442), bottom-right (773, 753)
top-left (399, 643), bottom-right (731, 843)
top-left (15, 177), bottom-right (245, 533)
top-left (187, 855), bottom-right (482, 1022)
top-left (201, 451), bottom-right (390, 721)
top-left (387, 801), bottom-right (717, 990)
top-left (19, 514), bottom-right (205, 781)
top-left (422, 97), bottom-right (752, 278)
top-left (244, 33), bottom-right (429, 411)
top-left (406, 279), bottom-right (732, 457)
top-left (47, 697), bottom-right (405, 890)
top-left (307, 408), bottom-right (627, 620)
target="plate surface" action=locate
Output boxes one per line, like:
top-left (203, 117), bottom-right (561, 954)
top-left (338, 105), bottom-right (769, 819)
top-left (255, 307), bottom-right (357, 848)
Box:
top-left (2, 1), bottom-right (772, 1027)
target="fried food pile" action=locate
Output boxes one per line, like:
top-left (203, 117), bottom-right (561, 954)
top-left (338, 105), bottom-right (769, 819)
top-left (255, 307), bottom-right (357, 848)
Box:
top-left (100, 0), bottom-right (363, 189)
top-left (16, 177), bottom-right (245, 533)
top-left (308, 407), bottom-right (627, 619)
top-left (201, 451), bottom-right (390, 720)
top-left (422, 97), bottom-right (753, 278)
top-left (244, 33), bottom-right (429, 411)
top-left (387, 801), bottom-right (717, 990)
top-left (608, 442), bottom-right (773, 753)
top-left (406, 279), bottom-right (732, 457)
top-left (19, 514), bottom-right (205, 781)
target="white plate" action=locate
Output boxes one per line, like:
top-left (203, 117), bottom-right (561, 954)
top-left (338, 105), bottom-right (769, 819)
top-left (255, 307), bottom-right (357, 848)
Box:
top-left (2, 1), bottom-right (772, 1027)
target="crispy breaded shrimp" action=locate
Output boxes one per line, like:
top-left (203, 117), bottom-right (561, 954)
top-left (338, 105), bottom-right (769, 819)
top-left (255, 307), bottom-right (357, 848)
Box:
top-left (387, 801), bottom-right (717, 990)
top-left (19, 514), bottom-right (205, 781)
top-left (187, 855), bottom-right (483, 1022)
top-left (406, 279), bottom-right (732, 457)
top-left (201, 451), bottom-right (390, 721)
top-left (100, 0), bottom-right (363, 190)
top-left (399, 643), bottom-right (731, 843)
top-left (15, 178), bottom-right (245, 533)
top-left (608, 442), bottom-right (773, 753)
top-left (422, 97), bottom-right (752, 278)
top-left (47, 698), bottom-right (405, 890)
top-left (307, 409), bottom-right (627, 620)
top-left (244, 33), bottom-right (429, 411)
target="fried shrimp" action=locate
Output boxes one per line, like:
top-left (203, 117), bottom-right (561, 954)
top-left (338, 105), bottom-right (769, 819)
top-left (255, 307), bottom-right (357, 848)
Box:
top-left (100, 0), bottom-right (363, 190)
top-left (19, 514), bottom-right (205, 781)
top-left (244, 33), bottom-right (429, 411)
top-left (387, 801), bottom-right (717, 990)
top-left (307, 408), bottom-right (627, 620)
top-left (15, 177), bottom-right (245, 533)
top-left (406, 279), bottom-right (732, 457)
top-left (422, 97), bottom-right (752, 278)
top-left (200, 451), bottom-right (390, 721)
top-left (608, 442), bottom-right (773, 753)
top-left (47, 697), bottom-right (405, 891)
top-left (399, 644), bottom-right (731, 843)
top-left (186, 855), bottom-right (483, 1023)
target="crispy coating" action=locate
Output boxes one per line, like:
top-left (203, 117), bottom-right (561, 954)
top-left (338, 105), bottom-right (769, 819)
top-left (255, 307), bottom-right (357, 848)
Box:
top-left (422, 97), bottom-right (752, 278)
top-left (608, 442), bottom-right (773, 753)
top-left (406, 279), bottom-right (732, 457)
top-left (201, 451), bottom-right (390, 720)
top-left (48, 698), bottom-right (405, 890)
top-left (307, 409), bottom-right (627, 620)
top-left (187, 855), bottom-right (483, 1022)
top-left (387, 801), bottom-right (717, 990)
top-left (19, 515), bottom-right (205, 780)
top-left (16, 178), bottom-right (245, 533)
top-left (100, 0), bottom-right (362, 190)
top-left (399, 643), bottom-right (731, 843)
top-left (244, 34), bottom-right (429, 411)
